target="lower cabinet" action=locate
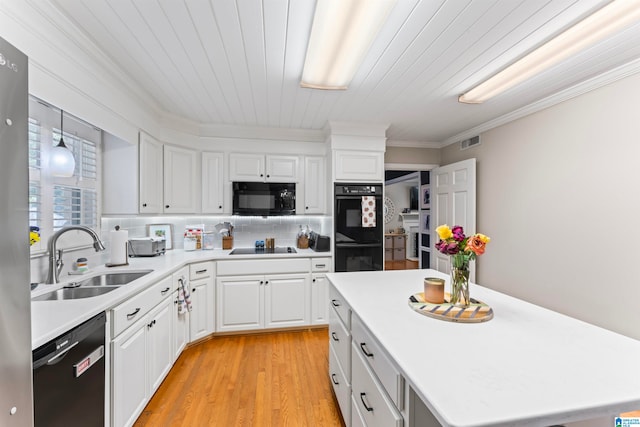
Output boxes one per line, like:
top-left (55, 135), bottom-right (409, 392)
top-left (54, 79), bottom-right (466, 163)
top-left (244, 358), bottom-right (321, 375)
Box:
top-left (216, 273), bottom-right (309, 332)
top-left (311, 273), bottom-right (329, 325)
top-left (172, 268), bottom-right (190, 360)
top-left (188, 261), bottom-right (215, 342)
top-left (111, 294), bottom-right (173, 427)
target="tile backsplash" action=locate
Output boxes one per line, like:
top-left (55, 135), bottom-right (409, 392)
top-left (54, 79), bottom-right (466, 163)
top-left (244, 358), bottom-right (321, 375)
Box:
top-left (101, 215), bottom-right (332, 250)
top-left (31, 215), bottom-right (332, 284)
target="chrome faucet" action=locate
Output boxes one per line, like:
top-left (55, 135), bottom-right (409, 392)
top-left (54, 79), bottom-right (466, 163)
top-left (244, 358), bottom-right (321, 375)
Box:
top-left (46, 225), bottom-right (106, 284)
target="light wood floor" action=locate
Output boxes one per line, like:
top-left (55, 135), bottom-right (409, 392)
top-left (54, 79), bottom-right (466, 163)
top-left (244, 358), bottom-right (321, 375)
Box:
top-left (385, 258), bottom-right (419, 270)
top-left (133, 328), bottom-right (345, 427)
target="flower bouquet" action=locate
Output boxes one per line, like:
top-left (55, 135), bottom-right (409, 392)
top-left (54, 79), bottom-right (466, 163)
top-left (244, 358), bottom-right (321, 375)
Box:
top-left (435, 225), bottom-right (490, 307)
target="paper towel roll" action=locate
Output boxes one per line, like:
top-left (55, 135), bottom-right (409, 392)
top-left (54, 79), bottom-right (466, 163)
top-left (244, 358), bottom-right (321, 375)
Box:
top-left (110, 229), bottom-right (128, 265)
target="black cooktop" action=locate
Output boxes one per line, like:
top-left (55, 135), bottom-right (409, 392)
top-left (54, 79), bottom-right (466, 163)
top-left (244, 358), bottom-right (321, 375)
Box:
top-left (229, 247), bottom-right (297, 255)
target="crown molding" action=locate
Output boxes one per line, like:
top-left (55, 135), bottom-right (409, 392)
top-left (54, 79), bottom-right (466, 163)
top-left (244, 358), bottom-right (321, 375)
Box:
top-left (386, 140), bottom-right (441, 149)
top-left (440, 57), bottom-right (640, 147)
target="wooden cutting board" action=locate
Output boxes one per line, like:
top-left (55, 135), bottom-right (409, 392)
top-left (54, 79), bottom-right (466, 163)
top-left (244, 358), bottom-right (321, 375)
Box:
top-left (408, 292), bottom-right (493, 323)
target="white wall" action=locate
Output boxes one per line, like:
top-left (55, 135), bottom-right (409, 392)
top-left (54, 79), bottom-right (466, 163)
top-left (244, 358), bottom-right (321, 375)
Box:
top-left (441, 71), bottom-right (640, 340)
top-left (385, 181), bottom-right (417, 232)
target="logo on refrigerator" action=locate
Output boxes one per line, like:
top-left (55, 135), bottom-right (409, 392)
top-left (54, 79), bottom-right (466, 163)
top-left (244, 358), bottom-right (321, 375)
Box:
top-left (0, 52), bottom-right (19, 72)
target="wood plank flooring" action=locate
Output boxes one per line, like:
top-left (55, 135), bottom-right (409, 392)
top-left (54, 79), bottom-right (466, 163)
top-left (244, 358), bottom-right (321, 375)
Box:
top-left (385, 258), bottom-right (419, 270)
top-left (133, 328), bottom-right (345, 427)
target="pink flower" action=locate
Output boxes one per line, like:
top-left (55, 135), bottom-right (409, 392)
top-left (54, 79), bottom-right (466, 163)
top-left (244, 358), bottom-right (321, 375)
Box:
top-left (452, 225), bottom-right (465, 242)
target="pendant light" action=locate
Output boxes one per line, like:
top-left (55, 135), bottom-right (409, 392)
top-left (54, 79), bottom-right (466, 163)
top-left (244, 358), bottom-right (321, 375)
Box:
top-left (50, 109), bottom-right (75, 177)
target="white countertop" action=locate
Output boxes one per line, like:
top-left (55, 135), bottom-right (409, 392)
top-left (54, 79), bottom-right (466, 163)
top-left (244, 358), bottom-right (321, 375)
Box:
top-left (31, 248), bottom-right (330, 349)
top-left (326, 269), bottom-right (640, 427)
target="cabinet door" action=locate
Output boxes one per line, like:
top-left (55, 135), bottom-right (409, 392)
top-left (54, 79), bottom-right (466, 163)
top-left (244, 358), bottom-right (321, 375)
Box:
top-left (189, 278), bottom-right (211, 342)
top-left (202, 152), bottom-right (224, 213)
top-left (311, 274), bottom-right (329, 325)
top-left (172, 268), bottom-right (190, 360)
top-left (164, 144), bottom-right (198, 213)
top-left (266, 155), bottom-right (299, 182)
top-left (147, 298), bottom-right (173, 394)
top-left (265, 274), bottom-right (309, 328)
top-left (334, 150), bottom-right (384, 182)
top-left (139, 132), bottom-right (163, 213)
top-left (229, 153), bottom-right (265, 181)
top-left (111, 322), bottom-right (147, 427)
top-left (216, 276), bottom-right (263, 332)
top-left (304, 156), bottom-right (326, 213)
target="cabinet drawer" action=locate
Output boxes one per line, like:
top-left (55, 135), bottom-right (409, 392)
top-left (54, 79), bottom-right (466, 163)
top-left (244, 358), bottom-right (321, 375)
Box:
top-left (384, 248), bottom-right (393, 261)
top-left (329, 307), bottom-right (351, 379)
top-left (352, 314), bottom-right (404, 410)
top-left (217, 258), bottom-right (310, 276)
top-left (351, 394), bottom-right (367, 427)
top-left (311, 257), bottom-right (331, 272)
top-left (393, 248), bottom-right (405, 260)
top-left (329, 345), bottom-right (351, 426)
top-left (393, 235), bottom-right (405, 247)
top-left (384, 236), bottom-right (393, 248)
top-left (329, 285), bottom-right (351, 329)
top-left (112, 275), bottom-right (173, 337)
top-left (351, 341), bottom-right (403, 427)
top-left (189, 261), bottom-right (214, 280)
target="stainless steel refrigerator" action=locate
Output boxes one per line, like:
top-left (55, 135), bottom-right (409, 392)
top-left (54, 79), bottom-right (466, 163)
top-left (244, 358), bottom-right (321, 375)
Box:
top-left (0, 36), bottom-right (33, 426)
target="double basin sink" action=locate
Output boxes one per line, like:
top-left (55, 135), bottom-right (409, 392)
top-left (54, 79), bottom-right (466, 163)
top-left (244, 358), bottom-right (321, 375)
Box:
top-left (32, 270), bottom-right (153, 301)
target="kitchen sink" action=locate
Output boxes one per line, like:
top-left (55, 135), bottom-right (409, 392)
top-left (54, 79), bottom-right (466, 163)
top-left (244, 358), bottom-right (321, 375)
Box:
top-left (32, 270), bottom-right (153, 301)
top-left (33, 286), bottom-right (119, 301)
top-left (79, 270), bottom-right (153, 287)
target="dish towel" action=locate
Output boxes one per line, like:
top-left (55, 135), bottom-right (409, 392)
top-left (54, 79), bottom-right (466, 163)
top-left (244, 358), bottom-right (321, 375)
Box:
top-left (177, 275), bottom-right (192, 314)
top-left (362, 196), bottom-right (376, 227)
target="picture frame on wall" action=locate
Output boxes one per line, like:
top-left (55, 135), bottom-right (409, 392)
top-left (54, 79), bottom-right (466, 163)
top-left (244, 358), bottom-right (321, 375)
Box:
top-left (420, 212), bottom-right (430, 234)
top-left (147, 223), bottom-right (174, 250)
top-left (420, 184), bottom-right (430, 209)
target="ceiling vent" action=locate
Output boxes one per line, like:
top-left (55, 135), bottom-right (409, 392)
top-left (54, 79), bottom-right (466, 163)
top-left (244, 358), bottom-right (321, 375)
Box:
top-left (460, 135), bottom-right (480, 150)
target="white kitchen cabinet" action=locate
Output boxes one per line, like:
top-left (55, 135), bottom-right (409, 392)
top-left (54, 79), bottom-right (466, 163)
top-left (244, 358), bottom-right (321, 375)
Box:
top-left (172, 268), bottom-right (190, 360)
top-left (139, 131), bottom-right (164, 213)
top-left (216, 276), bottom-right (263, 332)
top-left (111, 278), bottom-right (173, 427)
top-left (163, 144), bottom-right (198, 213)
top-left (311, 274), bottom-right (329, 325)
top-left (111, 321), bottom-right (147, 427)
top-left (146, 298), bottom-right (173, 393)
top-left (229, 153), bottom-right (299, 182)
top-left (304, 156), bottom-right (326, 214)
top-left (334, 150), bottom-right (384, 182)
top-left (311, 257), bottom-right (331, 325)
top-left (201, 152), bottom-right (225, 213)
top-left (216, 273), bottom-right (309, 332)
top-left (189, 261), bottom-right (215, 342)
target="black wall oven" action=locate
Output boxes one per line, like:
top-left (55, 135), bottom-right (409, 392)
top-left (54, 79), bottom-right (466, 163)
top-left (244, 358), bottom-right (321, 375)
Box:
top-left (334, 183), bottom-right (383, 272)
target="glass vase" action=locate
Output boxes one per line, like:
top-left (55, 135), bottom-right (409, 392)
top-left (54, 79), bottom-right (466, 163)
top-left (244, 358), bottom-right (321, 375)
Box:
top-left (449, 255), bottom-right (470, 307)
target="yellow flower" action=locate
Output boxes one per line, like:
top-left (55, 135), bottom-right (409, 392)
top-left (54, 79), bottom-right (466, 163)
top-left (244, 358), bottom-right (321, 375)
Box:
top-left (476, 233), bottom-right (490, 244)
top-left (436, 225), bottom-right (453, 240)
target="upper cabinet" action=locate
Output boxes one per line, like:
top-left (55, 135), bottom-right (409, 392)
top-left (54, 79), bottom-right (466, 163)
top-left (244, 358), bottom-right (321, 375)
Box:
top-left (334, 150), bottom-right (384, 182)
top-left (139, 132), bottom-right (164, 214)
top-left (163, 145), bottom-right (198, 213)
top-left (138, 132), bottom-right (198, 214)
top-left (201, 152), bottom-right (225, 214)
top-left (303, 156), bottom-right (326, 214)
top-left (229, 153), bottom-right (299, 182)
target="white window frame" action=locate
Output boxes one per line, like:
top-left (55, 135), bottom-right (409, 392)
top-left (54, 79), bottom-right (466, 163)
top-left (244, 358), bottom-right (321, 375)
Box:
top-left (28, 97), bottom-right (102, 254)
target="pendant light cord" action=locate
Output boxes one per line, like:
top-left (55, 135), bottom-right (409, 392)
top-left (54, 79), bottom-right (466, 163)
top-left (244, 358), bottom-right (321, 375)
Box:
top-left (57, 109), bottom-right (67, 149)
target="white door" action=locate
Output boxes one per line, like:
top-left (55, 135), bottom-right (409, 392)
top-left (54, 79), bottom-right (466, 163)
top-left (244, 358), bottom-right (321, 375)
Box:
top-left (138, 132), bottom-right (163, 214)
top-left (201, 152), bottom-right (224, 213)
top-left (304, 156), bottom-right (326, 214)
top-left (146, 299), bottom-right (173, 394)
top-left (431, 158), bottom-right (476, 281)
top-left (216, 276), bottom-right (263, 332)
top-left (266, 155), bottom-right (299, 182)
top-left (189, 278), bottom-right (210, 342)
top-left (311, 274), bottom-right (329, 325)
top-left (164, 145), bottom-right (198, 213)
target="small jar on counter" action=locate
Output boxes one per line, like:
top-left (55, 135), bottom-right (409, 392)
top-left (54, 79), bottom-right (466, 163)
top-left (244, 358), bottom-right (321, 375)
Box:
top-left (76, 257), bottom-right (89, 273)
top-left (202, 232), bottom-right (214, 250)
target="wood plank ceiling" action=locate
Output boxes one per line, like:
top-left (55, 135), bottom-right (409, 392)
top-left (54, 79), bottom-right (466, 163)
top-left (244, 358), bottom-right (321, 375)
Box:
top-left (49, 0), bottom-right (640, 144)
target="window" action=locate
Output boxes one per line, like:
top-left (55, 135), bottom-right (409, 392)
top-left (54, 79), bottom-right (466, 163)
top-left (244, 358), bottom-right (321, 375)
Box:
top-left (28, 96), bottom-right (101, 253)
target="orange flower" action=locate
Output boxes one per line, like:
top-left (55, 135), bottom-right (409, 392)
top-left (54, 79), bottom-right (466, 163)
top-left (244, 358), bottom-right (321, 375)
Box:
top-left (465, 234), bottom-right (489, 256)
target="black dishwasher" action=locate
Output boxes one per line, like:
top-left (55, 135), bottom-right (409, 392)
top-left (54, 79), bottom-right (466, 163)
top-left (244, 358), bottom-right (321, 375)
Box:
top-left (32, 312), bottom-right (106, 427)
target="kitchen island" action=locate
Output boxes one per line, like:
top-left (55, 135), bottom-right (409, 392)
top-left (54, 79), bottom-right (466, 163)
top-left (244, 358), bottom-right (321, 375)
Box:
top-left (326, 269), bottom-right (640, 427)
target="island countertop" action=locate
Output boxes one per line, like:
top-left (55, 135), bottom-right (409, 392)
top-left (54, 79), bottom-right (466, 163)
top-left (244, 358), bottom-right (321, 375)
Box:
top-left (326, 269), bottom-right (640, 427)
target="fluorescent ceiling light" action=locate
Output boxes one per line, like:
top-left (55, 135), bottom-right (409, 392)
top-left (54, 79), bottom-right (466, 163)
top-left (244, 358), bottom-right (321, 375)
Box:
top-left (459, 0), bottom-right (640, 104)
top-left (301, 0), bottom-right (397, 90)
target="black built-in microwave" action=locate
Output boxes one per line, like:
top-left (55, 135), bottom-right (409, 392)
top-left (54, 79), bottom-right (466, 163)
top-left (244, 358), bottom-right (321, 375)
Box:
top-left (232, 182), bottom-right (296, 216)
